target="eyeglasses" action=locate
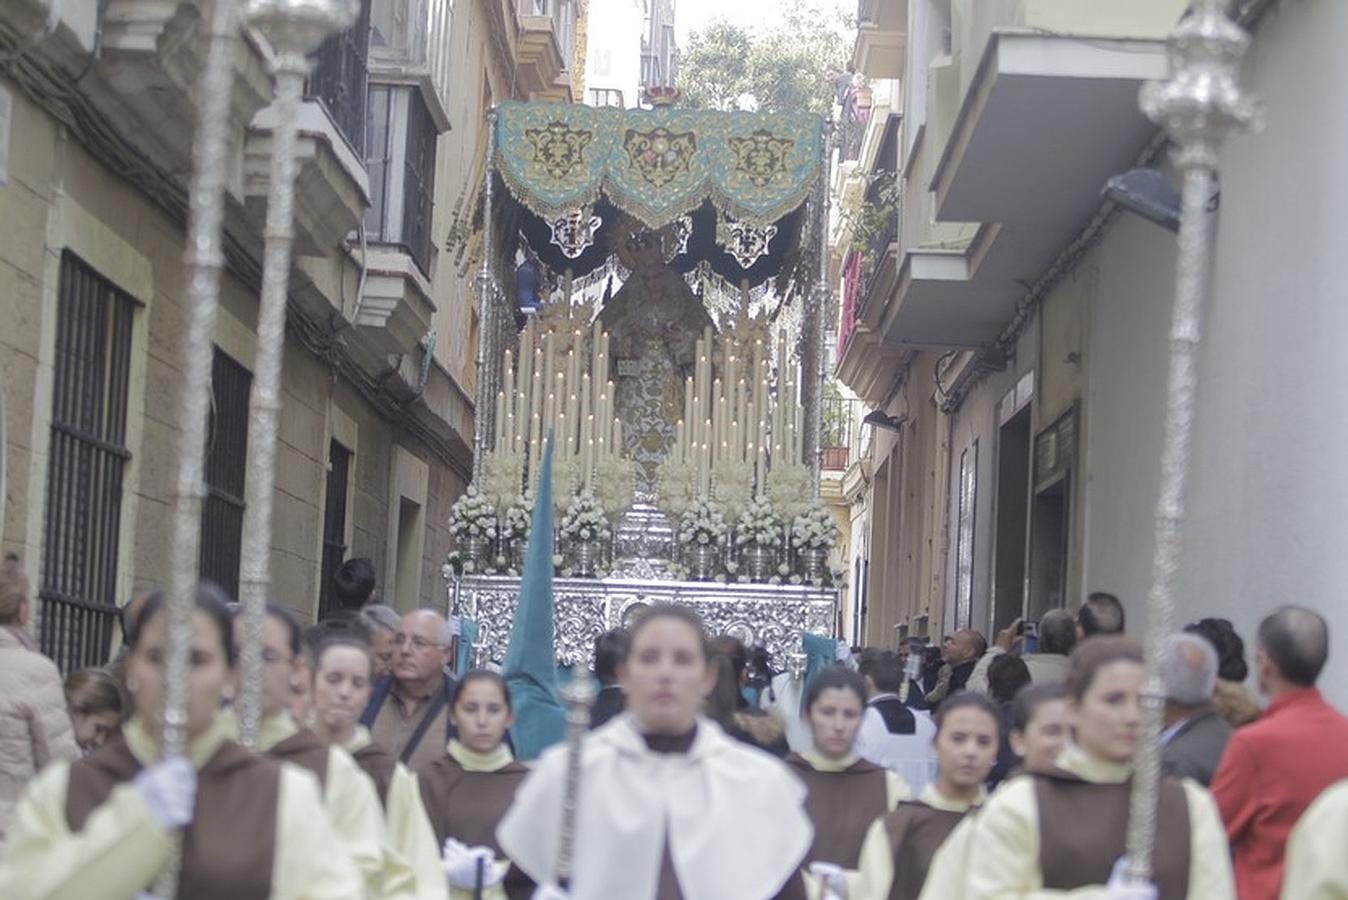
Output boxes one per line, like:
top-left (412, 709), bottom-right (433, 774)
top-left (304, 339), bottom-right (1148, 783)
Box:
top-left (393, 634), bottom-right (445, 651)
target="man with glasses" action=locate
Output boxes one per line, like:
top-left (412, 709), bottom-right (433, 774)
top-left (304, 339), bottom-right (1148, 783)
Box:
top-left (358, 609), bottom-right (458, 773)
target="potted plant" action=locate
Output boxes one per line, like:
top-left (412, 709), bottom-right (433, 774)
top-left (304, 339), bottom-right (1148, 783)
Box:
top-left (677, 497), bottom-right (728, 581)
top-left (736, 494), bottom-right (784, 582)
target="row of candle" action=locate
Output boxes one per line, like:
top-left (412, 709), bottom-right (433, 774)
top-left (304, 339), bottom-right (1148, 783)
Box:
top-left (492, 317), bottom-right (624, 489)
top-left (670, 326), bottom-right (801, 495)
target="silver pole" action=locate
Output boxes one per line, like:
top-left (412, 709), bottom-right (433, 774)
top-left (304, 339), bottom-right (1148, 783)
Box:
top-left (156, 0), bottom-right (241, 894)
top-left (235, 0), bottom-right (356, 749)
top-left (472, 109), bottom-right (499, 483)
top-left (1126, 0), bottom-right (1257, 883)
top-left (805, 122), bottom-right (834, 495)
top-left (554, 677), bottom-right (596, 886)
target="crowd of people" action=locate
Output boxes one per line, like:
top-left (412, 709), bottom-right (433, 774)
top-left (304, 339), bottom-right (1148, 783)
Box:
top-left (0, 548), bottom-right (1346, 898)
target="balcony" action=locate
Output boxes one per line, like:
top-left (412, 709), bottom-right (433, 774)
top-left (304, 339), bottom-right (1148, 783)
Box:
top-left (854, 0), bottom-right (906, 79)
top-left (243, 100), bottom-right (370, 257)
top-left (308, 0), bottom-right (372, 157)
top-left (517, 0), bottom-right (573, 99)
top-left (91, 1), bottom-right (272, 196)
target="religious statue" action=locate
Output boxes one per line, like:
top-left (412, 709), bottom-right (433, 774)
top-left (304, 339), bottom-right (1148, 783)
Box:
top-left (599, 219), bottom-right (715, 493)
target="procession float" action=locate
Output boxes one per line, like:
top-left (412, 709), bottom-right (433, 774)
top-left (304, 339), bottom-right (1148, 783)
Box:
top-left (446, 93), bottom-right (840, 667)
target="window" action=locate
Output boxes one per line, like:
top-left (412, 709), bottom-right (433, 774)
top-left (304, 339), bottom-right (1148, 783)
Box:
top-left (366, 84), bottom-right (437, 276)
top-left (594, 48), bottom-right (611, 77)
top-left (590, 88), bottom-right (624, 108)
top-left (318, 439), bottom-right (353, 620)
top-left (199, 349), bottom-right (251, 600)
top-left (39, 252), bottom-right (136, 672)
top-left (309, 0), bottom-right (371, 154)
top-left (954, 440), bottom-right (977, 629)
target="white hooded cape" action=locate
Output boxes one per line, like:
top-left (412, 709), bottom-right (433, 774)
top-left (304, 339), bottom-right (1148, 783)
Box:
top-left (497, 715), bottom-right (813, 900)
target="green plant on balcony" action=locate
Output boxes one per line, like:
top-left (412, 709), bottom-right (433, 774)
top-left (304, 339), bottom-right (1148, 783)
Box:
top-left (849, 170), bottom-right (900, 262)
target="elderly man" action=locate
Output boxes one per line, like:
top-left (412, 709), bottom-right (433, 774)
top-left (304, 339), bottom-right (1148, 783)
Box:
top-left (1211, 606), bottom-right (1348, 900)
top-left (358, 608), bottom-right (458, 772)
top-left (924, 628), bottom-right (985, 705)
top-left (1160, 632), bottom-right (1233, 787)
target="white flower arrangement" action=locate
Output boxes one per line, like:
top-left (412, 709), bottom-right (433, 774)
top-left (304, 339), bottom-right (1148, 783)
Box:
top-left (678, 497), bottom-right (728, 547)
top-left (593, 457), bottom-right (636, 523)
top-left (736, 494), bottom-right (784, 548)
top-left (767, 462), bottom-right (814, 525)
top-left (448, 485), bottom-right (498, 542)
top-left (657, 458), bottom-right (698, 522)
top-left (480, 451), bottom-right (525, 516)
top-left (791, 497), bottom-right (839, 552)
top-left (711, 460), bottom-right (754, 525)
top-left (502, 493), bottom-right (534, 542)
top-left (560, 490), bottom-right (612, 544)
top-left (551, 454), bottom-right (583, 515)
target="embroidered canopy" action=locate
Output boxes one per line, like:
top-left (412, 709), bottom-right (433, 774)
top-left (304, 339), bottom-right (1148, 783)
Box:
top-left (494, 101), bottom-right (827, 230)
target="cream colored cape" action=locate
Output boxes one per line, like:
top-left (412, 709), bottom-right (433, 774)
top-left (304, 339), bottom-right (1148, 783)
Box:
top-left (497, 715), bottom-right (813, 900)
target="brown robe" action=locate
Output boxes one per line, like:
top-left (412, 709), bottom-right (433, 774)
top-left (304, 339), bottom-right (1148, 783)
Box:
top-left (879, 801), bottom-right (969, 900)
top-left (65, 735), bottom-right (279, 900)
top-left (1035, 766), bottom-right (1191, 900)
top-left (418, 752), bottom-right (534, 900)
top-left (266, 726), bottom-right (332, 790)
top-left (351, 740), bottom-right (399, 808)
top-left (783, 753), bottom-right (889, 868)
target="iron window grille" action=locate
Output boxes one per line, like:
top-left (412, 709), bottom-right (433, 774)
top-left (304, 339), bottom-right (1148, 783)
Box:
top-left (39, 252), bottom-right (136, 673)
top-left (365, 83), bottom-right (436, 276)
top-left (308, 0), bottom-right (372, 155)
top-left (199, 349), bottom-right (251, 601)
top-left (317, 439), bottom-right (353, 620)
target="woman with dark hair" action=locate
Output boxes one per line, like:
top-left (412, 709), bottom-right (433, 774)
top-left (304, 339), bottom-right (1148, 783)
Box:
top-left (417, 668), bottom-right (532, 900)
top-left (63, 668), bottom-right (125, 756)
top-left (310, 634), bottom-right (443, 900)
top-left (0, 585), bottom-right (360, 898)
top-left (1184, 617), bottom-right (1260, 727)
top-left (783, 667), bottom-right (910, 898)
top-left (705, 635), bottom-right (788, 755)
top-left (857, 692), bottom-right (1000, 900)
top-left (960, 637), bottom-right (1234, 898)
top-left (243, 605), bottom-right (389, 899)
top-left (499, 604), bottom-right (812, 899)
top-left (986, 654), bottom-right (1033, 788)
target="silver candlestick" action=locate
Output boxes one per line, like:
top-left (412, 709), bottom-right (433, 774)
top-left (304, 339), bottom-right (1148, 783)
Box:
top-left (554, 676), bottom-right (596, 887)
top-left (1126, 0), bottom-right (1259, 885)
top-left (235, 0), bottom-right (358, 750)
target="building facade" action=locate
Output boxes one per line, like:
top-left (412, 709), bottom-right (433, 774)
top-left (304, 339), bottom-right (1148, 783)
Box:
top-left (833, 0), bottom-right (1348, 707)
top-left (0, 0), bottom-right (578, 671)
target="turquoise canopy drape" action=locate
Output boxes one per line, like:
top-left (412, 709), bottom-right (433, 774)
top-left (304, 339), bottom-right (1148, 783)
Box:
top-left (494, 101), bottom-right (827, 229)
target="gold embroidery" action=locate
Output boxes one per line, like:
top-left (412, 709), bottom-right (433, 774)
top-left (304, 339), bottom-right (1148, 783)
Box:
top-left (728, 130), bottom-right (794, 187)
top-left (623, 127), bottom-right (697, 188)
top-left (526, 121), bottom-right (593, 179)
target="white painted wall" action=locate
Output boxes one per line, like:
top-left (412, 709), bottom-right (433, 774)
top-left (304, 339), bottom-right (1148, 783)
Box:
top-left (1083, 0), bottom-right (1348, 709)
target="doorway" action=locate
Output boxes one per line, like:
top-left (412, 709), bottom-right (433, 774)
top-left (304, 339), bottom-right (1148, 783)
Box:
top-left (992, 405), bottom-right (1031, 634)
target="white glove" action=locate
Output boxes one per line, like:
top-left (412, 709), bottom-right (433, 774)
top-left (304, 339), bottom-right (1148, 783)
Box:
top-left (1106, 857), bottom-right (1158, 900)
top-left (531, 885), bottom-right (572, 900)
top-left (442, 837), bottom-right (504, 890)
top-left (134, 756), bottom-right (196, 830)
top-left (808, 861), bottom-right (848, 899)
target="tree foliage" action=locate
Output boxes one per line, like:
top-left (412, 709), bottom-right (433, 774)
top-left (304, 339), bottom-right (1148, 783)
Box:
top-left (676, 0), bottom-right (854, 115)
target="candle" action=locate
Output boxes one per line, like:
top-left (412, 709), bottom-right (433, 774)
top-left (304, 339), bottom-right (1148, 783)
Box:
top-left (675, 419), bottom-right (685, 464)
top-left (683, 377), bottom-right (694, 435)
top-left (543, 333), bottom-right (555, 412)
top-left (566, 350), bottom-right (579, 413)
top-left (691, 393), bottom-right (703, 449)
top-left (583, 438), bottom-right (593, 488)
top-left (579, 373), bottom-right (591, 449)
top-left (558, 412), bottom-right (568, 461)
top-left (567, 393), bottom-right (579, 453)
top-left (544, 391), bottom-right (556, 443)
top-left (613, 416), bottom-right (622, 454)
top-left (495, 391), bottom-right (506, 447)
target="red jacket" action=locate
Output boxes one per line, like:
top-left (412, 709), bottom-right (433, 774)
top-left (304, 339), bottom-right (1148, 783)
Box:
top-left (1210, 688), bottom-right (1348, 900)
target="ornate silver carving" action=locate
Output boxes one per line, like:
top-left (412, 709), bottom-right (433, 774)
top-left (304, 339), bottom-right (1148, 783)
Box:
top-left (1126, 0), bottom-right (1258, 886)
top-left (450, 575), bottom-right (837, 668)
top-left (611, 502), bottom-right (677, 579)
top-left (549, 207), bottom-right (604, 259)
top-left (665, 215), bottom-right (693, 262)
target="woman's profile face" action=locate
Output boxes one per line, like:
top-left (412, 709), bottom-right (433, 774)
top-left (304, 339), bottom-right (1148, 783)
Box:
top-left (619, 617), bottom-right (713, 735)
